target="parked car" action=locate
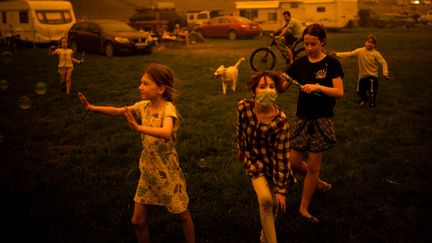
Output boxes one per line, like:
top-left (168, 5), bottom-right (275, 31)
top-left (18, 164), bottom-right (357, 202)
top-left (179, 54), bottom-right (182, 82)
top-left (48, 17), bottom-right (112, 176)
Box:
top-left (67, 19), bottom-right (155, 56)
top-left (186, 10), bottom-right (222, 28)
top-left (193, 16), bottom-right (262, 40)
top-left (128, 7), bottom-right (186, 34)
top-left (371, 13), bottom-right (417, 28)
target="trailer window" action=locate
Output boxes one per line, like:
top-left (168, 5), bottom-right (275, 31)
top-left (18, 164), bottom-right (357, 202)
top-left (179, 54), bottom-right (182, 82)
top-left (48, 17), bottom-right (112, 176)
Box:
top-left (35, 11), bottom-right (73, 24)
top-left (239, 10), bottom-right (258, 20)
top-left (268, 12), bottom-right (277, 22)
top-left (19, 11), bottom-right (29, 23)
top-left (1, 12), bottom-right (6, 24)
top-left (317, 7), bottom-right (326, 13)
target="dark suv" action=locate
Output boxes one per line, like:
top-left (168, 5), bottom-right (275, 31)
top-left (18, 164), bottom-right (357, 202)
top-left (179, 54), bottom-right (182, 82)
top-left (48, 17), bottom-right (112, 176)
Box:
top-left (67, 19), bottom-right (155, 56)
top-left (128, 7), bottom-right (186, 34)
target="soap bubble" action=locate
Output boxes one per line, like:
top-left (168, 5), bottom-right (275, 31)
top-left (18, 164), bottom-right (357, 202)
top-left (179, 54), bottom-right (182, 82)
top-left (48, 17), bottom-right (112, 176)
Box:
top-left (18, 96), bottom-right (31, 110)
top-left (1, 51), bottom-right (13, 64)
top-left (0, 79), bottom-right (8, 90)
top-left (35, 82), bottom-right (48, 95)
top-left (197, 158), bottom-right (207, 168)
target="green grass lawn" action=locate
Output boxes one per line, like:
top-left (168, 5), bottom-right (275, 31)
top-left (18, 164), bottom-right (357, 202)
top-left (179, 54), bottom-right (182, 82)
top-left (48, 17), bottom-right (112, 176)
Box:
top-left (0, 26), bottom-right (431, 243)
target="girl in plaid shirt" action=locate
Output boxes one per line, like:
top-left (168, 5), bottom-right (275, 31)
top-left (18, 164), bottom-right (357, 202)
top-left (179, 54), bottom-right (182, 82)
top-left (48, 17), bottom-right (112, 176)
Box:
top-left (237, 70), bottom-right (293, 243)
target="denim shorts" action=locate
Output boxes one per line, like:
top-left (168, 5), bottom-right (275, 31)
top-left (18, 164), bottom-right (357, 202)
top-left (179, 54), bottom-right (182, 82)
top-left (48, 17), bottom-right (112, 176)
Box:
top-left (290, 118), bottom-right (336, 152)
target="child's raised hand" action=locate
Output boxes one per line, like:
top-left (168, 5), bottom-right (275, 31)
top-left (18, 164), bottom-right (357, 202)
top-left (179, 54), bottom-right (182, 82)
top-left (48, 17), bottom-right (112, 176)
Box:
top-left (77, 92), bottom-right (91, 110)
top-left (48, 46), bottom-right (56, 55)
top-left (124, 107), bottom-right (140, 132)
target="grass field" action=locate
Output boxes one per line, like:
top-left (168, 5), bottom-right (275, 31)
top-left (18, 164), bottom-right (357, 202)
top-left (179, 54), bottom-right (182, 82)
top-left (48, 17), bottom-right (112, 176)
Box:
top-left (0, 26), bottom-right (431, 243)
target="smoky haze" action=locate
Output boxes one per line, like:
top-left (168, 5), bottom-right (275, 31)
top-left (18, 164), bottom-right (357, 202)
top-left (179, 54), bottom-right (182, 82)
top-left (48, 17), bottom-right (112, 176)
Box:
top-left (150, 0), bottom-right (236, 11)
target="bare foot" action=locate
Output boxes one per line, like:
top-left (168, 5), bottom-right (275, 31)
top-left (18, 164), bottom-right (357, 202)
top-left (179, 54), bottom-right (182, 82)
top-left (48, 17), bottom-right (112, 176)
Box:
top-left (298, 210), bottom-right (319, 223)
top-left (315, 182), bottom-right (332, 193)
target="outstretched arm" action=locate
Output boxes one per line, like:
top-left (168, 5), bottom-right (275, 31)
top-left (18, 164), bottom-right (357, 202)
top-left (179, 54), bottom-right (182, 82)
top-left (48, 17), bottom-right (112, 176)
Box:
top-left (124, 107), bottom-right (174, 140)
top-left (332, 48), bottom-right (361, 58)
top-left (77, 92), bottom-right (132, 116)
top-left (72, 57), bottom-right (82, 64)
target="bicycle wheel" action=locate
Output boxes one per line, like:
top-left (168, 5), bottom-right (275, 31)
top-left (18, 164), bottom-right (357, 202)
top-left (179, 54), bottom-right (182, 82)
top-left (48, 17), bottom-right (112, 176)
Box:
top-left (250, 48), bottom-right (276, 71)
top-left (293, 47), bottom-right (306, 61)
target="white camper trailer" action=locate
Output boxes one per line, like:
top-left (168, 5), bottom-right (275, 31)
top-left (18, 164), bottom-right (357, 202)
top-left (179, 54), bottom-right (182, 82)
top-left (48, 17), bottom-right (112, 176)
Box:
top-left (235, 0), bottom-right (358, 32)
top-left (0, 0), bottom-right (76, 44)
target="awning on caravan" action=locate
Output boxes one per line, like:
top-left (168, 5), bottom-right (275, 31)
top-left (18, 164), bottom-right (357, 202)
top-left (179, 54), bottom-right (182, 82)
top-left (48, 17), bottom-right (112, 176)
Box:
top-left (235, 1), bottom-right (280, 9)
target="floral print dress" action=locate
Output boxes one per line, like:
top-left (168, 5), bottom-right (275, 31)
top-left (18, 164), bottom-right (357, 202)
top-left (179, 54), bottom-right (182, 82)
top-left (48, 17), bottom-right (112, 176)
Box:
top-left (131, 100), bottom-right (189, 214)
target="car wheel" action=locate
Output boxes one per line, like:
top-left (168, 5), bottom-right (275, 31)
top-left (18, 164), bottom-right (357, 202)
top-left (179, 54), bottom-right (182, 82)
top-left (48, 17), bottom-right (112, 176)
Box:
top-left (228, 30), bottom-right (237, 40)
top-left (70, 40), bottom-right (78, 53)
top-left (104, 42), bottom-right (114, 57)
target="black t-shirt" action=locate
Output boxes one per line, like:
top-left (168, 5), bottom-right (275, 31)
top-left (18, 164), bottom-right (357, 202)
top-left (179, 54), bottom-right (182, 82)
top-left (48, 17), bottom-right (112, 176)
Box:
top-left (287, 55), bottom-right (344, 119)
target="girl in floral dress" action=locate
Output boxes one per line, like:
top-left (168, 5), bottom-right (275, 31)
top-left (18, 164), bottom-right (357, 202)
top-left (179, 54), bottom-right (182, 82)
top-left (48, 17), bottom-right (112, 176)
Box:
top-left (78, 63), bottom-right (195, 243)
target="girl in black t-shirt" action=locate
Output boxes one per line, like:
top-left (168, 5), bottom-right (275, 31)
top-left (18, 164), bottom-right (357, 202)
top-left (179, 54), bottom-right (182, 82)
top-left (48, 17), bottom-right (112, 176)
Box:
top-left (282, 23), bottom-right (344, 223)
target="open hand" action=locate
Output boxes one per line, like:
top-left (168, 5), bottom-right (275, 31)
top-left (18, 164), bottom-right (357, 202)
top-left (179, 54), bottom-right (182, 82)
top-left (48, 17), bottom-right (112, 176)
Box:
top-left (77, 92), bottom-right (91, 110)
top-left (124, 107), bottom-right (141, 132)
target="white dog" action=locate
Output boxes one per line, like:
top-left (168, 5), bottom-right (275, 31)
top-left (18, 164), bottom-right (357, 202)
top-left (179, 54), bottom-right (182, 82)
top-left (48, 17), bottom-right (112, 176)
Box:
top-left (214, 57), bottom-right (245, 94)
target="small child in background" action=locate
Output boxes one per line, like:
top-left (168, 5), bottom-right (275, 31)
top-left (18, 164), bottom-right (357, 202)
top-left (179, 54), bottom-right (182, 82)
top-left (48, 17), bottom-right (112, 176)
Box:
top-left (331, 34), bottom-right (390, 107)
top-left (236, 70), bottom-right (293, 243)
top-left (49, 37), bottom-right (82, 95)
top-left (77, 63), bottom-right (195, 243)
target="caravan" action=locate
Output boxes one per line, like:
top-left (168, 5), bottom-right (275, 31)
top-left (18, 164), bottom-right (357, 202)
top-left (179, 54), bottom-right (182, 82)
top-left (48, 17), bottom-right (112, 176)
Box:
top-left (235, 0), bottom-right (358, 32)
top-left (0, 0), bottom-right (76, 45)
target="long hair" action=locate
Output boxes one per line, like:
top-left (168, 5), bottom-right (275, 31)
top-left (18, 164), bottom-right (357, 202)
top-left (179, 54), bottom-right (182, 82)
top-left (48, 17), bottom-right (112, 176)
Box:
top-left (58, 36), bottom-right (68, 48)
top-left (247, 70), bottom-right (284, 96)
top-left (142, 63), bottom-right (176, 102)
top-left (302, 23), bottom-right (327, 46)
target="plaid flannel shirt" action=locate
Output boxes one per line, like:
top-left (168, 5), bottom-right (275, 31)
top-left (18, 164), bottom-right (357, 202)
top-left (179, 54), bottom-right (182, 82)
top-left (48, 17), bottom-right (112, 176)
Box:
top-left (236, 99), bottom-right (292, 194)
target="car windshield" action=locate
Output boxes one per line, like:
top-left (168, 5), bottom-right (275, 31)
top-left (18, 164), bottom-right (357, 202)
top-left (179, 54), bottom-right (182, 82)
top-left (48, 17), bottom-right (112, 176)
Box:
top-left (99, 22), bottom-right (134, 32)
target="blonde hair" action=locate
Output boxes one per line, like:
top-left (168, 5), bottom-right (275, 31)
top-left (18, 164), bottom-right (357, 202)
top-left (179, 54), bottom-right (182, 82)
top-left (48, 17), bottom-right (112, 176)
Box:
top-left (142, 63), bottom-right (176, 102)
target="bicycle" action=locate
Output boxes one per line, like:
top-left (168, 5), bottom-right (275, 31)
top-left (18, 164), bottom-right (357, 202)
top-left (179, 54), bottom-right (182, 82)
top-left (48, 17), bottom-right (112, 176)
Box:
top-left (250, 33), bottom-right (306, 71)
